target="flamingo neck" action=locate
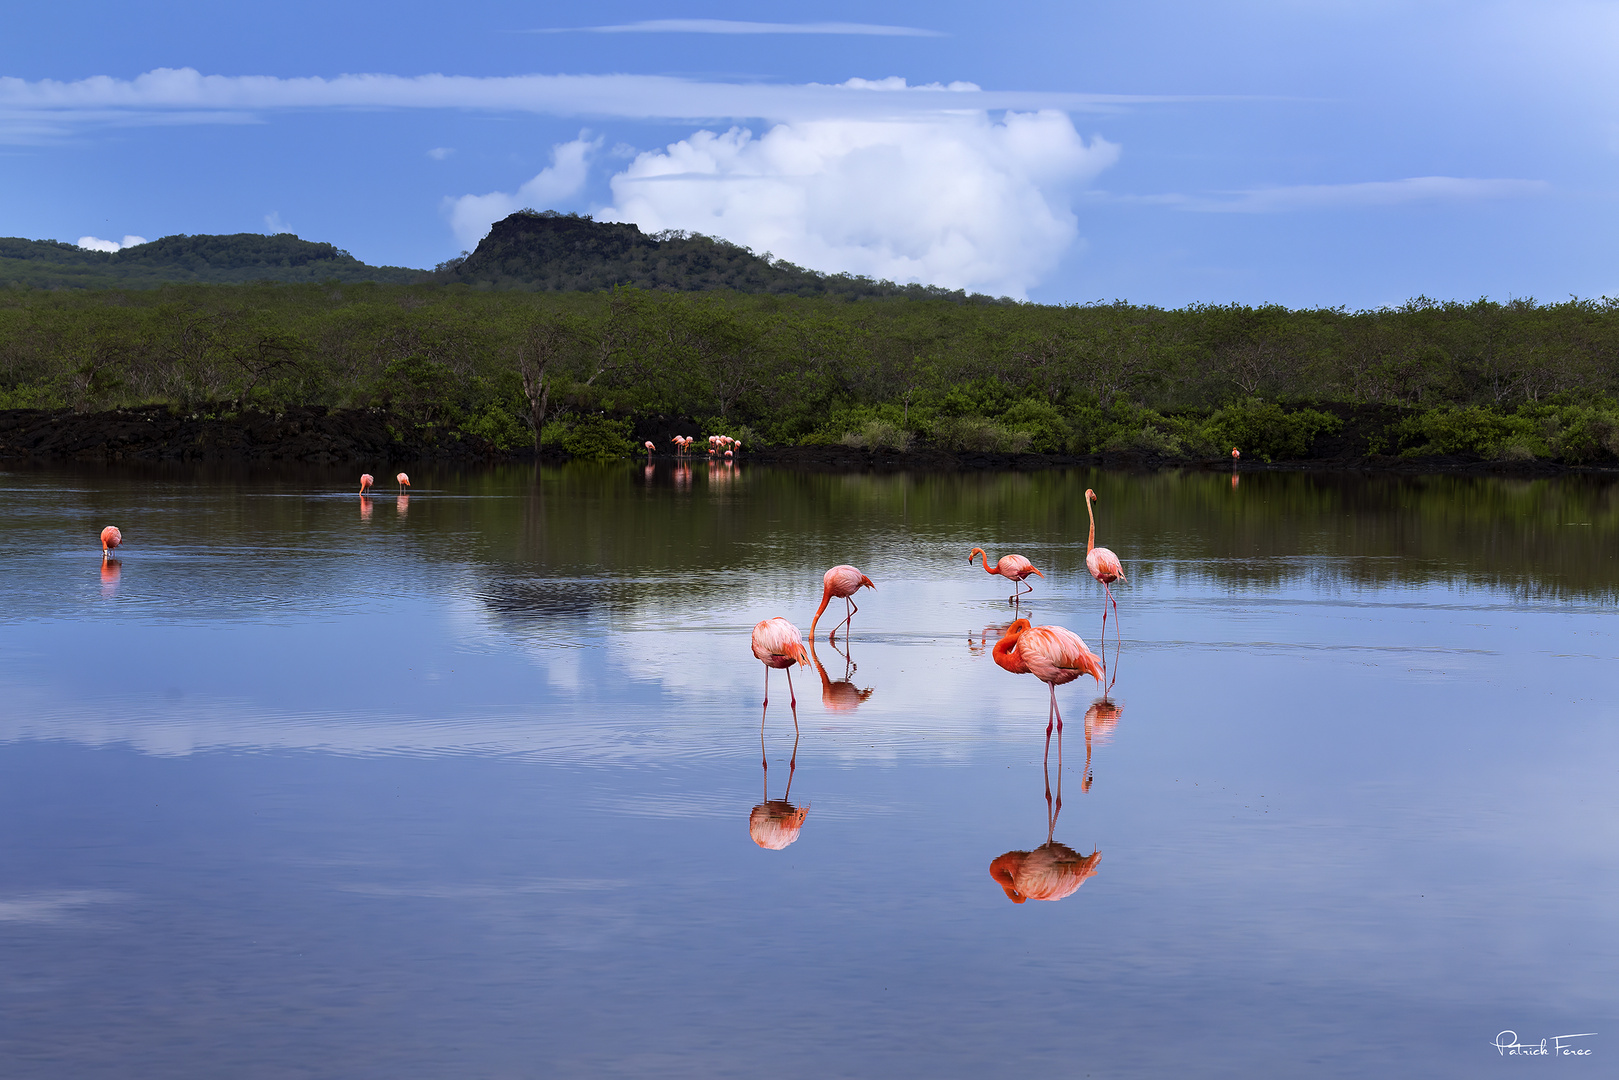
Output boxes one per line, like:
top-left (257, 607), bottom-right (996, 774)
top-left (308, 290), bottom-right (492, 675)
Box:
top-left (992, 634), bottom-right (1021, 668)
top-left (809, 585), bottom-right (834, 631)
top-left (1086, 496), bottom-right (1096, 554)
top-left (979, 551), bottom-right (998, 574)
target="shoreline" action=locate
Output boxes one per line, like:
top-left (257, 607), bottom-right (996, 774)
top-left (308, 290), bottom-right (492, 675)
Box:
top-left (2, 405), bottom-right (1614, 478)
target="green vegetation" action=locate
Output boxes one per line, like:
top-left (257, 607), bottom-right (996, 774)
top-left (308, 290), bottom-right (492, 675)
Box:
top-left (4, 273), bottom-right (1619, 463)
top-left (0, 233), bottom-right (424, 289)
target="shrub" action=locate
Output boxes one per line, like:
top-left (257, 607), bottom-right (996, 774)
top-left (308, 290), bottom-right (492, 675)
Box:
top-left (562, 416), bottom-right (636, 460)
top-left (930, 415), bottom-right (1031, 453)
top-left (998, 399), bottom-right (1072, 454)
top-left (841, 419), bottom-right (913, 451)
top-left (1105, 424), bottom-right (1181, 456)
top-left (1202, 399), bottom-right (1342, 461)
top-left (460, 402), bottom-right (527, 450)
top-left (1393, 406), bottom-right (1540, 459)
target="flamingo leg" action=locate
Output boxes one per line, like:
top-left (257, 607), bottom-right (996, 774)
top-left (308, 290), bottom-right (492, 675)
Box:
top-left (786, 667), bottom-right (797, 708)
top-left (1051, 683), bottom-right (1065, 734)
top-left (1105, 582), bottom-right (1122, 693)
top-left (763, 667), bottom-right (770, 708)
top-left (1043, 696), bottom-right (1055, 768)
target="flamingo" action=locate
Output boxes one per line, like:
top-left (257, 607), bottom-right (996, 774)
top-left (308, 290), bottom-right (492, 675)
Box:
top-left (1231, 447), bottom-right (1241, 462)
top-left (396, 472), bottom-right (410, 491)
top-left (100, 525), bottom-right (122, 554)
top-left (810, 564), bottom-right (875, 643)
top-left (752, 617), bottom-right (810, 706)
top-left (968, 548), bottom-right (1044, 601)
top-left (644, 440), bottom-right (655, 459)
top-left (359, 473), bottom-right (374, 494)
top-left (993, 618), bottom-right (1103, 742)
top-left (1084, 489), bottom-right (1126, 687)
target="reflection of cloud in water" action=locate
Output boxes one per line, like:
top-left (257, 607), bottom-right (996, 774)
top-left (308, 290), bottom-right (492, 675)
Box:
top-left (0, 890), bottom-right (124, 925)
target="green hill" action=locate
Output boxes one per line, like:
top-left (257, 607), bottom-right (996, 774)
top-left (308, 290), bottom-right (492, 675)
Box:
top-left (0, 233), bottom-right (425, 289)
top-left (440, 210), bottom-right (991, 300)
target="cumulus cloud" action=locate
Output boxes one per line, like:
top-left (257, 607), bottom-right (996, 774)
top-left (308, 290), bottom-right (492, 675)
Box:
top-left (602, 111), bottom-right (1119, 298)
top-left (77, 234), bottom-right (148, 251)
top-left (530, 19), bottom-right (944, 37)
top-left (444, 134), bottom-right (599, 249)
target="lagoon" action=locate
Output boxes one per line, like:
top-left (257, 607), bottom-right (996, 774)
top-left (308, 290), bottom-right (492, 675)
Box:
top-left (0, 462), bottom-right (1615, 1078)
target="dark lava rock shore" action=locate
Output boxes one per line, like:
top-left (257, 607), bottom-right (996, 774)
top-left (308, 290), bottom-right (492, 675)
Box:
top-left (0, 406), bottom-right (1609, 477)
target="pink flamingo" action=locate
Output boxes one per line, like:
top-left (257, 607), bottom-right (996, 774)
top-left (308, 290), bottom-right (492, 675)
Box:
top-left (100, 525), bottom-right (122, 555)
top-left (359, 473), bottom-right (374, 494)
top-left (396, 472), bottom-right (410, 491)
top-left (968, 547), bottom-right (1043, 601)
top-left (810, 564), bottom-right (875, 643)
top-left (1084, 488), bottom-right (1126, 686)
top-left (644, 440), bottom-right (655, 459)
top-left (1231, 447), bottom-right (1241, 462)
top-left (993, 618), bottom-right (1104, 742)
top-left (752, 617), bottom-right (810, 706)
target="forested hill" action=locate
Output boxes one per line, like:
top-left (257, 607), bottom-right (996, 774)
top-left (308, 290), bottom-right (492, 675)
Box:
top-left (440, 210), bottom-right (990, 301)
top-left (0, 233), bottom-right (425, 289)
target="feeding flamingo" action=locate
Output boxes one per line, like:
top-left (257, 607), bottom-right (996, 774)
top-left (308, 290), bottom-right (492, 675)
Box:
top-left (752, 617), bottom-right (810, 707)
top-left (359, 473), bottom-right (374, 494)
top-left (810, 564), bottom-right (875, 643)
top-left (968, 548), bottom-right (1044, 601)
top-left (1084, 488), bottom-right (1126, 686)
top-left (1231, 447), bottom-right (1241, 462)
top-left (396, 472), bottom-right (410, 491)
top-left (993, 618), bottom-right (1104, 742)
top-left (100, 525), bottom-right (122, 554)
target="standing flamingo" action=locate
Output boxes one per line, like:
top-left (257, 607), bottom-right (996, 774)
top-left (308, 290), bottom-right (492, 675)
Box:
top-left (644, 440), bottom-right (655, 459)
top-left (1231, 447), bottom-right (1241, 462)
top-left (968, 548), bottom-right (1044, 601)
top-left (396, 472), bottom-right (410, 491)
top-left (100, 525), bottom-right (122, 555)
top-left (359, 473), bottom-right (374, 494)
top-left (993, 618), bottom-right (1103, 744)
top-left (752, 617), bottom-right (810, 706)
top-left (1084, 489), bottom-right (1126, 687)
top-left (810, 564), bottom-right (875, 643)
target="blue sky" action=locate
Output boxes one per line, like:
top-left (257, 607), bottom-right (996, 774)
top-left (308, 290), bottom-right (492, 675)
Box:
top-left (2, 1), bottom-right (1616, 305)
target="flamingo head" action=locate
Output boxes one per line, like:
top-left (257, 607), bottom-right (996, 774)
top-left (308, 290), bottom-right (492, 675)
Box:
top-left (968, 547), bottom-right (985, 564)
top-left (860, 574), bottom-right (875, 591)
top-left (1085, 488), bottom-right (1097, 504)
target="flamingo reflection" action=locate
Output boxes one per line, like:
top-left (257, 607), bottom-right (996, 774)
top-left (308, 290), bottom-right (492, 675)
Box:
top-left (750, 703), bottom-right (807, 850)
top-left (396, 492), bottom-right (409, 517)
top-left (99, 557), bottom-right (121, 597)
top-left (989, 727), bottom-right (1101, 903)
top-left (810, 638), bottom-right (873, 711)
top-left (1080, 699), bottom-right (1123, 794)
top-left (673, 463), bottom-right (692, 489)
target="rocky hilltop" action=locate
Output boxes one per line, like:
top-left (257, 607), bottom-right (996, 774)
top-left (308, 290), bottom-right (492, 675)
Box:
top-left (441, 211), bottom-right (983, 299)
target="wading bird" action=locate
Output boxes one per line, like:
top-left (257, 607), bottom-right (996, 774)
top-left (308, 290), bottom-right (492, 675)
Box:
top-left (810, 564), bottom-right (875, 643)
top-left (1084, 489), bottom-right (1126, 685)
top-left (752, 617), bottom-right (810, 707)
top-left (1232, 447), bottom-right (1241, 462)
top-left (644, 441), bottom-right (655, 459)
top-left (993, 618), bottom-right (1104, 739)
top-left (359, 473), bottom-right (374, 494)
top-left (968, 548), bottom-right (1043, 600)
top-left (396, 472), bottom-right (410, 491)
top-left (100, 525), bottom-right (122, 554)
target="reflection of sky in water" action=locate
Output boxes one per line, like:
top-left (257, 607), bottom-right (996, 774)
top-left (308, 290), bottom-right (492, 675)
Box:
top-left (0, 463), bottom-right (1616, 1077)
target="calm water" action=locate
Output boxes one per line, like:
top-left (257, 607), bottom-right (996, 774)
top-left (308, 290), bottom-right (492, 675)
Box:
top-left (0, 461), bottom-right (1615, 1078)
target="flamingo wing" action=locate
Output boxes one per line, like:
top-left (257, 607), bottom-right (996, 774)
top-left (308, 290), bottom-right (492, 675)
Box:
top-left (1019, 626), bottom-right (1103, 686)
top-left (1086, 546), bottom-right (1126, 584)
top-left (752, 617), bottom-right (809, 667)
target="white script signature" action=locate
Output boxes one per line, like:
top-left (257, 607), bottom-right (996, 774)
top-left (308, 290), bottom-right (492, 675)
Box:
top-left (1494, 1031), bottom-right (1596, 1057)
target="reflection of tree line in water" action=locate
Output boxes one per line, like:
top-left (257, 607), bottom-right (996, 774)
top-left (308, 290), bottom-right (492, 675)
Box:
top-left (464, 464), bottom-right (1619, 612)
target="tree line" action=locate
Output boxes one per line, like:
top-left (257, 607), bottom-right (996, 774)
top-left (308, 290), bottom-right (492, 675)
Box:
top-left (3, 282), bottom-right (1619, 462)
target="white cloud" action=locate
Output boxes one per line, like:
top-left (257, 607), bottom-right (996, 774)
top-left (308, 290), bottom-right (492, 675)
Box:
top-left (427, 146), bottom-right (454, 160)
top-left (1115, 176), bottom-right (1549, 213)
top-left (263, 211), bottom-right (291, 233)
top-left (0, 68), bottom-right (1191, 142)
top-left (602, 111), bottom-right (1119, 297)
top-left (444, 134), bottom-right (599, 249)
top-left (76, 233), bottom-right (148, 251)
top-left (531, 19), bottom-right (944, 37)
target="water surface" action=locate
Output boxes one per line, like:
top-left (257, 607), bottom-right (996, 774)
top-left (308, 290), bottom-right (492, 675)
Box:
top-left (1, 462), bottom-right (1615, 1077)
